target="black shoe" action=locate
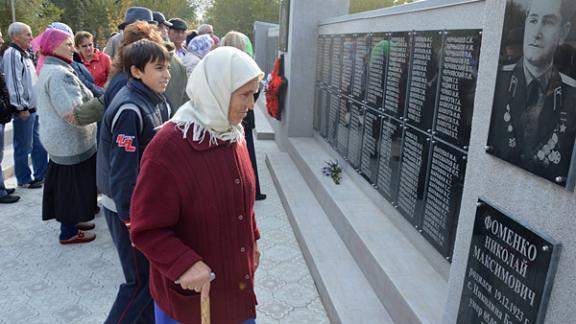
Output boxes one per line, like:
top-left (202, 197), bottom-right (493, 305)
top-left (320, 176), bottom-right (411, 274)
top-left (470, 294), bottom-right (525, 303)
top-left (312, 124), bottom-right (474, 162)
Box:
top-left (5, 188), bottom-right (15, 195)
top-left (32, 179), bottom-right (44, 185)
top-left (18, 181), bottom-right (42, 189)
top-left (0, 195), bottom-right (20, 203)
top-left (256, 193), bottom-right (267, 201)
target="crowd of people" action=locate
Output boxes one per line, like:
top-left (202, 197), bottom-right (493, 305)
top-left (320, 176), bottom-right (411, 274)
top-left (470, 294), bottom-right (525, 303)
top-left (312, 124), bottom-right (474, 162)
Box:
top-left (0, 5), bottom-right (267, 324)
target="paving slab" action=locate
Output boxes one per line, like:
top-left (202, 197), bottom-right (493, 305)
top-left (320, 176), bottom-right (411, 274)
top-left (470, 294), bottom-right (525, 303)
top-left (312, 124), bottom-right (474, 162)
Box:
top-left (0, 136), bottom-right (329, 323)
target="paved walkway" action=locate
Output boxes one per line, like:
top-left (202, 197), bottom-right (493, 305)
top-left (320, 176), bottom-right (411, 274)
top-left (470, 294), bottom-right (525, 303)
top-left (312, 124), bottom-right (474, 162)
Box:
top-left (0, 135), bottom-right (329, 323)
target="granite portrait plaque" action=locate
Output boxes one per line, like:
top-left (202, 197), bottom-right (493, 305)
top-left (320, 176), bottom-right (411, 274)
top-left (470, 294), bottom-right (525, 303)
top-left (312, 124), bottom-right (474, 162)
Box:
top-left (395, 126), bottom-right (430, 224)
top-left (487, 0), bottom-right (576, 190)
top-left (360, 108), bottom-right (383, 183)
top-left (457, 199), bottom-right (560, 324)
top-left (406, 31), bottom-right (442, 132)
top-left (435, 30), bottom-right (481, 150)
top-left (347, 101), bottom-right (365, 168)
top-left (365, 33), bottom-right (389, 110)
top-left (351, 34), bottom-right (370, 102)
top-left (383, 32), bottom-right (412, 118)
top-left (421, 143), bottom-right (467, 257)
top-left (376, 117), bottom-right (403, 201)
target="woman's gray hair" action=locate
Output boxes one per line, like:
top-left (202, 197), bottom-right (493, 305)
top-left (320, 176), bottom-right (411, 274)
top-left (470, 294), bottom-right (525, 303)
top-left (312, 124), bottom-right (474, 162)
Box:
top-left (8, 22), bottom-right (30, 37)
top-left (221, 31), bottom-right (246, 52)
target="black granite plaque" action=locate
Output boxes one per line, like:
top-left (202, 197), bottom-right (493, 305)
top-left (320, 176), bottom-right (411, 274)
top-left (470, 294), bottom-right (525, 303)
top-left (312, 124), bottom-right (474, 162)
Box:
top-left (347, 101), bottom-right (365, 168)
top-left (435, 30), bottom-right (481, 150)
top-left (383, 32), bottom-right (411, 118)
top-left (336, 96), bottom-right (351, 155)
top-left (421, 142), bottom-right (467, 257)
top-left (327, 91), bottom-right (340, 146)
top-left (341, 35), bottom-right (355, 95)
top-left (406, 31), bottom-right (442, 131)
top-left (376, 117), bottom-right (403, 201)
top-left (321, 36), bottom-right (332, 85)
top-left (351, 34), bottom-right (370, 101)
top-left (360, 108), bottom-right (382, 183)
top-left (365, 33), bottom-right (388, 109)
top-left (314, 86), bottom-right (329, 135)
top-left (486, 0), bottom-right (576, 190)
top-left (316, 36), bottom-right (325, 85)
top-left (278, 0), bottom-right (290, 52)
top-left (396, 126), bottom-right (430, 224)
top-left (457, 199), bottom-right (560, 324)
top-left (330, 36), bottom-right (343, 90)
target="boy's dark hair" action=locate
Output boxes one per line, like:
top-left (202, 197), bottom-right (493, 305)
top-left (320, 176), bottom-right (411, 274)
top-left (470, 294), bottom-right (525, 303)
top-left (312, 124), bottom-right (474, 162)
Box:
top-left (122, 39), bottom-right (170, 77)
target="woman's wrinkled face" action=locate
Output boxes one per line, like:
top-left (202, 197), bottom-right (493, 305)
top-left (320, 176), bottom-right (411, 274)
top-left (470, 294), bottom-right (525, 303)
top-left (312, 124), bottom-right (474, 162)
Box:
top-left (228, 78), bottom-right (259, 125)
top-left (54, 37), bottom-right (75, 61)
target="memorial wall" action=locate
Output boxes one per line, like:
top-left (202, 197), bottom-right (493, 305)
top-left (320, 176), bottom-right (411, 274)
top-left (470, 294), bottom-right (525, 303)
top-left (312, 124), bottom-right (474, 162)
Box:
top-left (313, 30), bottom-right (482, 258)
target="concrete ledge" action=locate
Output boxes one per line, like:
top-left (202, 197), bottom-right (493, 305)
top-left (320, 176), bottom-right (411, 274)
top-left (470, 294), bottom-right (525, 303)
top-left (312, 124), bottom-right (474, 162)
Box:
top-left (266, 152), bottom-right (393, 324)
top-left (254, 99), bottom-right (275, 140)
top-left (2, 123), bottom-right (15, 179)
top-left (283, 137), bottom-right (448, 324)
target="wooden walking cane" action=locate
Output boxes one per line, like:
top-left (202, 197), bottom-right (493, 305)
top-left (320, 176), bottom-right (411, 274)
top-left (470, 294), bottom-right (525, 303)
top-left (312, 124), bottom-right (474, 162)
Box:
top-left (201, 272), bottom-right (216, 324)
top-left (201, 295), bottom-right (210, 324)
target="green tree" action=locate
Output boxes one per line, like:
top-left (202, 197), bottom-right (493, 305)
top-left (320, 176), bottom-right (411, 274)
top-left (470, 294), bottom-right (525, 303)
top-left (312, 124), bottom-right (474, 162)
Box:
top-left (0, 0), bottom-right (62, 39)
top-left (203, 0), bottom-right (280, 38)
top-left (349, 0), bottom-right (415, 13)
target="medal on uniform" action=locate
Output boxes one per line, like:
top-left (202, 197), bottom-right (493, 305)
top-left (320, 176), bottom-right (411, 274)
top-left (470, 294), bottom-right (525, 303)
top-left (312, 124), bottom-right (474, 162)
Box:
top-left (549, 150), bottom-right (561, 164)
top-left (507, 125), bottom-right (513, 132)
top-left (508, 138), bottom-right (516, 148)
top-left (537, 150), bottom-right (545, 160)
top-left (504, 104), bottom-right (511, 122)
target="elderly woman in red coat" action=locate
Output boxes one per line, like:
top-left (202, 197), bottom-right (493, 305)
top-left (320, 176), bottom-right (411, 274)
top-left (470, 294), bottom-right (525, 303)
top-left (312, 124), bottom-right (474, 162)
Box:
top-left (130, 46), bottom-right (264, 324)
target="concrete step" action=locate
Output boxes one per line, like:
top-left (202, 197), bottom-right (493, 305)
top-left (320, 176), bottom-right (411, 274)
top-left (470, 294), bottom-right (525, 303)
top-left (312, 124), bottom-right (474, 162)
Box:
top-left (254, 98), bottom-right (275, 140)
top-left (1, 143), bottom-right (14, 179)
top-left (2, 122), bottom-right (15, 179)
top-left (266, 152), bottom-right (394, 324)
top-left (280, 137), bottom-right (449, 324)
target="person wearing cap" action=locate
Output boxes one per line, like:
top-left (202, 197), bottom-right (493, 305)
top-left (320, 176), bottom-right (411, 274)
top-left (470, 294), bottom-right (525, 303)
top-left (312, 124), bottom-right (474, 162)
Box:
top-left (168, 18), bottom-right (188, 59)
top-left (104, 6), bottom-right (156, 59)
top-left (153, 11), bottom-right (172, 41)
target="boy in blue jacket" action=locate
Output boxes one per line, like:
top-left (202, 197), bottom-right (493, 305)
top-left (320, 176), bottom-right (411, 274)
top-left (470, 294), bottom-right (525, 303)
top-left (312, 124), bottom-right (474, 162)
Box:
top-left (96, 39), bottom-right (171, 324)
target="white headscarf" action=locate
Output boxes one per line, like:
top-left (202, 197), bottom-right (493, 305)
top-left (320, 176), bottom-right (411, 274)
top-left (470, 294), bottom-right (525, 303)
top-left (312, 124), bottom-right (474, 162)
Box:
top-left (171, 47), bottom-right (264, 145)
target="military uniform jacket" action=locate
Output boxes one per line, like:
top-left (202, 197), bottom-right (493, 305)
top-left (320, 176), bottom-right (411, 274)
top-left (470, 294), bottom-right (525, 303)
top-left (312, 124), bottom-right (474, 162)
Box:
top-left (488, 60), bottom-right (576, 184)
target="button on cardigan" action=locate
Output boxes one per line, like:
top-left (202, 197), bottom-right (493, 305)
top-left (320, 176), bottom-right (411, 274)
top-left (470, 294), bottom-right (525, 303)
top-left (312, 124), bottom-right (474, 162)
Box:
top-left (130, 122), bottom-right (260, 324)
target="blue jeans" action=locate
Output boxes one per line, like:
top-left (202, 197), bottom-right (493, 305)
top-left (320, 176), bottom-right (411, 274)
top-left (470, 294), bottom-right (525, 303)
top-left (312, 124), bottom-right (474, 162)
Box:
top-left (0, 123), bottom-right (6, 197)
top-left (12, 112), bottom-right (47, 185)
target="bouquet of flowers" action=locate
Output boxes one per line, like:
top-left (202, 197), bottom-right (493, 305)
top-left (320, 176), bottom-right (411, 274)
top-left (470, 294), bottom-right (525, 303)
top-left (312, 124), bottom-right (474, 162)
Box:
top-left (322, 160), bottom-right (342, 185)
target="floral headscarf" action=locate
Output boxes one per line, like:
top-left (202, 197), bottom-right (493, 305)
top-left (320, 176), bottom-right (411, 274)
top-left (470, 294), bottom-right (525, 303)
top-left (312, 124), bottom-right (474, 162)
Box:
top-left (187, 34), bottom-right (214, 59)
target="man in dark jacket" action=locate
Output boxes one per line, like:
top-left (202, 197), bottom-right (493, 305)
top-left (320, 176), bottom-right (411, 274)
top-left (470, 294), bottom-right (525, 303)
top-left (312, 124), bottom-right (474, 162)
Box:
top-left (97, 40), bottom-right (170, 323)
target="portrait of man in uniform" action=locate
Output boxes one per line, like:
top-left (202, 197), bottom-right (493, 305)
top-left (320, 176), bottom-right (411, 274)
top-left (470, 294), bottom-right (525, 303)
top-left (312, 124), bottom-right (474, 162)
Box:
top-left (487, 0), bottom-right (576, 187)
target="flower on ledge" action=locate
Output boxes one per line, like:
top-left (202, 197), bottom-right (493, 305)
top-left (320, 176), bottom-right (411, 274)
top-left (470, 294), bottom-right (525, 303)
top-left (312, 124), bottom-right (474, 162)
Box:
top-left (322, 160), bottom-right (342, 185)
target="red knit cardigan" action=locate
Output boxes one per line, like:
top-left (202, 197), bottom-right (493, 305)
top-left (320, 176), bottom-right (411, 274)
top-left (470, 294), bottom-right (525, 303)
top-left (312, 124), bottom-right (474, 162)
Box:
top-left (130, 123), bottom-right (260, 324)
